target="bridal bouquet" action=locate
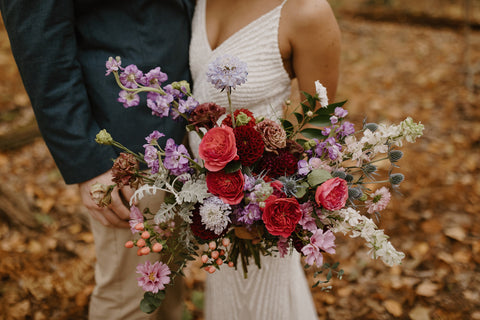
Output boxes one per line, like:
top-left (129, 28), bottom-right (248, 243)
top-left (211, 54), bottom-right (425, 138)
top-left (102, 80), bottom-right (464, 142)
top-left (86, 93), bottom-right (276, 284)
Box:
top-left (93, 55), bottom-right (424, 313)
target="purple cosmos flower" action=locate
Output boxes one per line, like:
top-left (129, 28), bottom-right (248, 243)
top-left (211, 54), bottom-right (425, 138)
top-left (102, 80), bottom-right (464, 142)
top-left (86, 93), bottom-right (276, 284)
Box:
top-left (146, 92), bottom-right (174, 117)
top-left (143, 144), bottom-right (159, 174)
top-left (207, 54), bottom-right (248, 92)
top-left (163, 138), bottom-right (191, 176)
top-left (237, 203), bottom-right (262, 225)
top-left (301, 229), bottom-right (336, 267)
top-left (136, 261), bottom-right (171, 293)
top-left (334, 107), bottom-right (348, 118)
top-left (129, 205), bottom-right (144, 234)
top-left (119, 64), bottom-right (143, 89)
top-left (141, 67), bottom-right (168, 88)
top-left (299, 202), bottom-right (317, 232)
top-left (105, 56), bottom-right (122, 76)
top-left (118, 90), bottom-right (140, 108)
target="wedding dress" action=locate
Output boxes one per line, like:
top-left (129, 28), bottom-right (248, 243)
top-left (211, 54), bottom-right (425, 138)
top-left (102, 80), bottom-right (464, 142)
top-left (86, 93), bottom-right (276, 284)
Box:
top-left (189, 0), bottom-right (318, 319)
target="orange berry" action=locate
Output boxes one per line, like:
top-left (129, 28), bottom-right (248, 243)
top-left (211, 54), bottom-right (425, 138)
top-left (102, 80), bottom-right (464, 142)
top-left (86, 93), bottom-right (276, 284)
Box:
top-left (141, 231), bottom-right (150, 239)
top-left (135, 223), bottom-right (145, 231)
top-left (152, 243), bottom-right (163, 253)
top-left (219, 249), bottom-right (225, 256)
top-left (208, 241), bottom-right (216, 250)
top-left (211, 250), bottom-right (219, 259)
top-left (228, 261), bottom-right (234, 267)
top-left (201, 255), bottom-right (209, 264)
top-left (140, 247), bottom-right (150, 255)
top-left (216, 258), bottom-right (223, 266)
top-left (125, 241), bottom-right (134, 248)
top-left (207, 266), bottom-right (216, 274)
top-left (136, 239), bottom-right (146, 247)
top-left (137, 248), bottom-right (143, 256)
top-left (222, 238), bottom-right (230, 247)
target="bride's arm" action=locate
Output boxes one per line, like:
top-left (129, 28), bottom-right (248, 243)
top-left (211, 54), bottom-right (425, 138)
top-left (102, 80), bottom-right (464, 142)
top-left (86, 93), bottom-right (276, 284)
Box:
top-left (281, 0), bottom-right (341, 103)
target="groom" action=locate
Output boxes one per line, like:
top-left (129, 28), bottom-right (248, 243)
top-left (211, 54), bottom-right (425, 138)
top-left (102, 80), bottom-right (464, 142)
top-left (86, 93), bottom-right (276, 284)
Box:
top-left (0, 0), bottom-right (194, 319)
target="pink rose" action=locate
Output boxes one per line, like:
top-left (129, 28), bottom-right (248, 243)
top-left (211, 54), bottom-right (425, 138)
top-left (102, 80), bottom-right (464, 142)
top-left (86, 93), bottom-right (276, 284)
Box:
top-left (199, 126), bottom-right (239, 171)
top-left (206, 169), bottom-right (244, 205)
top-left (315, 177), bottom-right (348, 211)
top-left (262, 195), bottom-right (302, 238)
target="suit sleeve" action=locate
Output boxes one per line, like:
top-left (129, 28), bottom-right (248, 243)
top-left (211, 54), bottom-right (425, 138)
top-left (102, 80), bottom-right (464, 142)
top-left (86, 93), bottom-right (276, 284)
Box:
top-left (0, 0), bottom-right (118, 184)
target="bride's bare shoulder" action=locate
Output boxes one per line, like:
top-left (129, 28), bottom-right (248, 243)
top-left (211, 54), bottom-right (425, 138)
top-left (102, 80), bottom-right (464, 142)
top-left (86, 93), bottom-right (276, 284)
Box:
top-left (283, 0), bottom-right (338, 32)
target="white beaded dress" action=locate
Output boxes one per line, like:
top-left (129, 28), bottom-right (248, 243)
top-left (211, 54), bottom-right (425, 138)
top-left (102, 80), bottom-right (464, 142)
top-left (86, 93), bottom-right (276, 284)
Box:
top-left (189, 0), bottom-right (318, 319)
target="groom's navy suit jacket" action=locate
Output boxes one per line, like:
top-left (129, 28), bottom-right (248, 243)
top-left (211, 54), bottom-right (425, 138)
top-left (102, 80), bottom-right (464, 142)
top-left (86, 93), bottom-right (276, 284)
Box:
top-left (0, 0), bottom-right (194, 184)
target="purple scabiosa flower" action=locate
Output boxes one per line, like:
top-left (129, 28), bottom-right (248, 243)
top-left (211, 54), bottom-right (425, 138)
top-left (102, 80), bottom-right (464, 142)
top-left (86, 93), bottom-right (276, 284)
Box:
top-left (146, 130), bottom-right (165, 144)
top-left (365, 187), bottom-right (391, 214)
top-left (105, 56), bottom-right (122, 76)
top-left (129, 205), bottom-right (144, 234)
top-left (119, 64), bottom-right (143, 89)
top-left (143, 144), bottom-right (159, 174)
top-left (136, 261), bottom-right (171, 293)
top-left (140, 67), bottom-right (168, 88)
top-left (334, 107), bottom-right (348, 118)
top-left (163, 138), bottom-right (191, 176)
top-left (178, 96), bottom-right (199, 115)
top-left (237, 203), bottom-right (262, 225)
top-left (336, 121), bottom-right (355, 138)
top-left (146, 92), bottom-right (173, 117)
top-left (301, 229), bottom-right (336, 267)
top-left (207, 54), bottom-right (248, 92)
top-left (118, 90), bottom-right (140, 108)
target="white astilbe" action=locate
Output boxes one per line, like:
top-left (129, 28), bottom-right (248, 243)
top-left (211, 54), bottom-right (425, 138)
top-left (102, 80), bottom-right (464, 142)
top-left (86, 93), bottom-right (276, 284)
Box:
top-left (177, 176), bottom-right (210, 204)
top-left (329, 207), bottom-right (405, 266)
top-left (199, 196), bottom-right (231, 235)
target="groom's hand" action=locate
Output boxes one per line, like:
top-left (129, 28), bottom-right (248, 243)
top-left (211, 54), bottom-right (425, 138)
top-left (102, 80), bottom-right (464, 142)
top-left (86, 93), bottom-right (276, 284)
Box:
top-left (78, 169), bottom-right (134, 228)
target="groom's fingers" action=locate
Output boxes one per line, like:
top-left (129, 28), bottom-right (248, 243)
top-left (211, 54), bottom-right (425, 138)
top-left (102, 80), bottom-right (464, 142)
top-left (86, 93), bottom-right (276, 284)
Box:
top-left (109, 187), bottom-right (131, 222)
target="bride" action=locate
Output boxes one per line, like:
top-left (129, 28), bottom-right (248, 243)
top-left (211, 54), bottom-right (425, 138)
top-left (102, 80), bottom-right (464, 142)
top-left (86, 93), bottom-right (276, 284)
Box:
top-left (189, 0), bottom-right (341, 319)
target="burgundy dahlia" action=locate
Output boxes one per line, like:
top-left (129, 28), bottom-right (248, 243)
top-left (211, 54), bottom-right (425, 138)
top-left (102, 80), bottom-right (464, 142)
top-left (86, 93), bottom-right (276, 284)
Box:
top-left (233, 125), bottom-right (264, 166)
top-left (256, 149), bottom-right (298, 178)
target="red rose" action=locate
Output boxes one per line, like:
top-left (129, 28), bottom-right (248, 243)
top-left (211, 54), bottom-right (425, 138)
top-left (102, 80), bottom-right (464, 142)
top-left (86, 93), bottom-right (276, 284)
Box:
top-left (222, 108), bottom-right (256, 127)
top-left (315, 177), bottom-right (348, 211)
top-left (199, 126), bottom-right (239, 172)
top-left (206, 170), bottom-right (244, 205)
top-left (262, 195), bottom-right (302, 238)
top-left (233, 125), bottom-right (264, 166)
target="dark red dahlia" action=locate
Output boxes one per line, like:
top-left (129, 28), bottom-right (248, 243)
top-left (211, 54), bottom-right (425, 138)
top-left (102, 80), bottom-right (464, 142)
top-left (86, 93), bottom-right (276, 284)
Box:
top-left (221, 108), bottom-right (256, 128)
top-left (188, 102), bottom-right (226, 131)
top-left (256, 149), bottom-right (298, 178)
top-left (233, 125), bottom-right (264, 166)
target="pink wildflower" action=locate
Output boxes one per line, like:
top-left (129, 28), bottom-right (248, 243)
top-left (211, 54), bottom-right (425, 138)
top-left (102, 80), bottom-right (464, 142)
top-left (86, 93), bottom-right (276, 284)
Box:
top-left (129, 205), bottom-right (144, 234)
top-left (136, 261), bottom-right (171, 293)
top-left (299, 202), bottom-right (317, 232)
top-left (277, 237), bottom-right (289, 258)
top-left (301, 229), bottom-right (336, 267)
top-left (365, 187), bottom-right (391, 214)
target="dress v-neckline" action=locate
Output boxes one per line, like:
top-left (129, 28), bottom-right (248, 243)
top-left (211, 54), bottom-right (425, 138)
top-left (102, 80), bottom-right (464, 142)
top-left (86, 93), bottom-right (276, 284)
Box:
top-left (202, 0), bottom-right (284, 52)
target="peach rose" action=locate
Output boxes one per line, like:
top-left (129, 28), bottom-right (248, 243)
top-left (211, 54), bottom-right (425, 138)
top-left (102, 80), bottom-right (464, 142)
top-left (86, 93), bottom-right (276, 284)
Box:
top-left (199, 126), bottom-right (239, 172)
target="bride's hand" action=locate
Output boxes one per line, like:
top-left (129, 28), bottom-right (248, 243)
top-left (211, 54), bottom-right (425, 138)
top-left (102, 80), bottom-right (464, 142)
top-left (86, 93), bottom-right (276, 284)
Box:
top-left (78, 169), bottom-right (133, 228)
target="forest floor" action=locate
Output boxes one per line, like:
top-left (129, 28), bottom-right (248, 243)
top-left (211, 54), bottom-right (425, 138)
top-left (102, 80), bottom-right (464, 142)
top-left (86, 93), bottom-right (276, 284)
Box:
top-left (0, 1), bottom-right (479, 320)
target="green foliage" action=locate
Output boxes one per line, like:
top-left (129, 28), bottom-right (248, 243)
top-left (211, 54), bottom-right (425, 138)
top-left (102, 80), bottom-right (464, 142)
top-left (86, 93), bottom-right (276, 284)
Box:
top-left (140, 291), bottom-right (166, 314)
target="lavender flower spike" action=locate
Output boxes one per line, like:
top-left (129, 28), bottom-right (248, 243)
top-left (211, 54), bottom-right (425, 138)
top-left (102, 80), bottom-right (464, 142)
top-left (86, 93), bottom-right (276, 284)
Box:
top-left (207, 54), bottom-right (248, 92)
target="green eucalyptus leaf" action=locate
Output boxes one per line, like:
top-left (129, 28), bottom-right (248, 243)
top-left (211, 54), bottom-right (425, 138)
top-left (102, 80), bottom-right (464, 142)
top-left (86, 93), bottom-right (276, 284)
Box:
top-left (299, 128), bottom-right (324, 140)
top-left (293, 112), bottom-right (304, 124)
top-left (140, 299), bottom-right (158, 314)
top-left (294, 181), bottom-right (310, 198)
top-left (307, 169), bottom-right (332, 187)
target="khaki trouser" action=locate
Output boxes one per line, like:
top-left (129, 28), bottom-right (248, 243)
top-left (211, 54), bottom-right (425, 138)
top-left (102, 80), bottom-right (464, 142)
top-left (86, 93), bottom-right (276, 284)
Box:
top-left (88, 192), bottom-right (184, 320)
